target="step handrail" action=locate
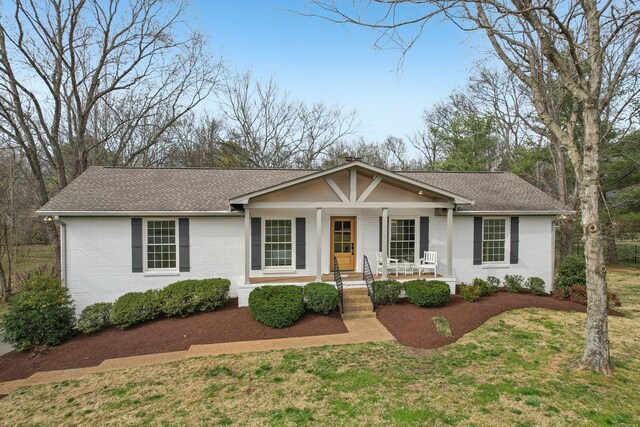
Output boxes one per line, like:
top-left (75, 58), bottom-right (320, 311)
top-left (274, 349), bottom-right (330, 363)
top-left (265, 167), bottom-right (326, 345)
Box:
top-left (363, 255), bottom-right (375, 308)
top-left (333, 256), bottom-right (344, 314)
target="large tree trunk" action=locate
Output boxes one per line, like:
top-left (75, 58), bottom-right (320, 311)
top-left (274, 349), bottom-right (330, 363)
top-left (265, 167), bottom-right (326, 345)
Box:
top-left (45, 222), bottom-right (61, 277)
top-left (579, 106), bottom-right (612, 374)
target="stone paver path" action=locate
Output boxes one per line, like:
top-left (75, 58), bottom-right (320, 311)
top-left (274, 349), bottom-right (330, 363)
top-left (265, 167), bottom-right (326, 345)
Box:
top-left (0, 317), bottom-right (394, 395)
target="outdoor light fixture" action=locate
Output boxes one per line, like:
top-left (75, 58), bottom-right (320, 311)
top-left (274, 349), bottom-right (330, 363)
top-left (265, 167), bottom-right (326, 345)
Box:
top-left (43, 216), bottom-right (54, 222)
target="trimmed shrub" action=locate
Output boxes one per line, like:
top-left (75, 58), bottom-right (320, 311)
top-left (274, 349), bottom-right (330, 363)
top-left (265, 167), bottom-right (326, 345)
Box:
top-left (2, 274), bottom-right (75, 352)
top-left (460, 284), bottom-right (482, 302)
top-left (472, 277), bottom-right (497, 296)
top-left (504, 274), bottom-right (524, 293)
top-left (373, 280), bottom-right (403, 305)
top-left (158, 278), bottom-right (230, 317)
top-left (404, 280), bottom-right (450, 307)
top-left (77, 303), bottom-right (113, 334)
top-left (249, 286), bottom-right (305, 328)
top-left (551, 288), bottom-right (568, 300)
top-left (568, 285), bottom-right (622, 308)
top-left (303, 282), bottom-right (338, 314)
top-left (526, 277), bottom-right (546, 296)
top-left (486, 276), bottom-right (501, 289)
top-left (569, 285), bottom-right (587, 305)
top-left (110, 290), bottom-right (161, 329)
top-left (556, 255), bottom-right (586, 291)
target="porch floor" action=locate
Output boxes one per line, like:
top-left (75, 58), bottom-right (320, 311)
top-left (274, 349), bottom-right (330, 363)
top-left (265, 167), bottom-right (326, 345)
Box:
top-left (249, 272), bottom-right (443, 284)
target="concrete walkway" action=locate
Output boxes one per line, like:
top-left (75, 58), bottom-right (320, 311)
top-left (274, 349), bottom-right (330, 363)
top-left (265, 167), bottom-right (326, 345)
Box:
top-left (0, 317), bottom-right (395, 395)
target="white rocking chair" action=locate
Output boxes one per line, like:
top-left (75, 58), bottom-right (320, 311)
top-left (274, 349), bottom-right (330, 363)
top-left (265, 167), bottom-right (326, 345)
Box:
top-left (376, 252), bottom-right (399, 276)
top-left (418, 251), bottom-right (438, 277)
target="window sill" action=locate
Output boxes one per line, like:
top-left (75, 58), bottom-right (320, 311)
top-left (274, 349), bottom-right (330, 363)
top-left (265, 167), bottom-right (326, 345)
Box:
top-left (481, 264), bottom-right (510, 269)
top-left (143, 271), bottom-right (181, 277)
top-left (261, 269), bottom-right (296, 275)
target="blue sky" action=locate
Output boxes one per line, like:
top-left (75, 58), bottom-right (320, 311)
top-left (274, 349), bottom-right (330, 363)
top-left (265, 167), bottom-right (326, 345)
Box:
top-left (191, 0), bottom-right (488, 141)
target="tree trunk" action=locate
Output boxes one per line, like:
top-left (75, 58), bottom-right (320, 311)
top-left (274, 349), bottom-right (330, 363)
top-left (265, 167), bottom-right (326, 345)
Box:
top-left (0, 261), bottom-right (8, 303)
top-left (579, 106), bottom-right (612, 374)
top-left (557, 217), bottom-right (575, 262)
top-left (45, 221), bottom-right (61, 277)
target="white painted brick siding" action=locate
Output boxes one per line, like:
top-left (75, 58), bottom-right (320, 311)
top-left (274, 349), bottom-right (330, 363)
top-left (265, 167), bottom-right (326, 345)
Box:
top-left (65, 216), bottom-right (244, 312)
top-left (64, 213), bottom-right (556, 311)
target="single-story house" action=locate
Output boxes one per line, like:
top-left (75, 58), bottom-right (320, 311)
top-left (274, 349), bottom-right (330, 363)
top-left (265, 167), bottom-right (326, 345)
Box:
top-left (37, 160), bottom-right (572, 311)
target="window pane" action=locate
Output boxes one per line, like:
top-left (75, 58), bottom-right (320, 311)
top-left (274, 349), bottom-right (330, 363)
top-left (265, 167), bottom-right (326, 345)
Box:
top-left (482, 219), bottom-right (506, 263)
top-left (389, 219), bottom-right (415, 262)
top-left (147, 220), bottom-right (177, 270)
top-left (265, 219), bottom-right (292, 267)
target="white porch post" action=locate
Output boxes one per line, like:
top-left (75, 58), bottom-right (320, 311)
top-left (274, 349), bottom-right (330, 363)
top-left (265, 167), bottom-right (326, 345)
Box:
top-left (244, 208), bottom-right (251, 284)
top-left (446, 207), bottom-right (453, 277)
top-left (382, 207), bottom-right (388, 279)
top-left (316, 207), bottom-right (322, 282)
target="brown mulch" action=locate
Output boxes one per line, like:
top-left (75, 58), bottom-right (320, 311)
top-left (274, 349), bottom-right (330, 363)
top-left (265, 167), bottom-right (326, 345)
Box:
top-left (0, 299), bottom-right (347, 383)
top-left (376, 293), bottom-right (623, 349)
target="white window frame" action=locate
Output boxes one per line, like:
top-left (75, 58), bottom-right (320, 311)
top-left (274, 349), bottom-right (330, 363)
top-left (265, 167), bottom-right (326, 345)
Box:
top-left (144, 218), bottom-right (179, 272)
top-left (262, 217), bottom-right (296, 270)
top-left (481, 217), bottom-right (510, 265)
top-left (388, 216), bottom-right (418, 263)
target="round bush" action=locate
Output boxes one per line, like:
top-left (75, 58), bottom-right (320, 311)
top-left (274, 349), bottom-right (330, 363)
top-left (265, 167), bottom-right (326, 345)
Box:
top-left (472, 277), bottom-right (497, 296)
top-left (526, 277), bottom-right (546, 296)
top-left (77, 302), bottom-right (113, 334)
top-left (404, 280), bottom-right (450, 307)
top-left (110, 290), bottom-right (161, 329)
top-left (158, 278), bottom-right (230, 317)
top-left (2, 274), bottom-right (75, 352)
top-left (303, 282), bottom-right (338, 314)
top-left (556, 255), bottom-right (586, 291)
top-left (504, 274), bottom-right (524, 293)
top-left (460, 284), bottom-right (482, 302)
top-left (373, 280), bottom-right (403, 305)
top-left (249, 286), bottom-right (305, 328)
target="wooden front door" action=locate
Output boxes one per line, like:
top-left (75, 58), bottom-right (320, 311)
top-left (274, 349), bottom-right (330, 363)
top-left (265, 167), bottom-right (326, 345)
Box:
top-left (331, 217), bottom-right (356, 271)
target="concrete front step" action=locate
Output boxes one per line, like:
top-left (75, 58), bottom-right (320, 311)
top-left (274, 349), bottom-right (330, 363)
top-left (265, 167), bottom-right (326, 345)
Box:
top-left (343, 294), bottom-right (371, 303)
top-left (344, 301), bottom-right (373, 311)
top-left (343, 288), bottom-right (369, 296)
top-left (341, 311), bottom-right (377, 320)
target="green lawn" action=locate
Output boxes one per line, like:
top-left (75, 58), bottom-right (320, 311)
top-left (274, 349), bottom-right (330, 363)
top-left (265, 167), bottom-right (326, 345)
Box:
top-left (1, 266), bottom-right (639, 426)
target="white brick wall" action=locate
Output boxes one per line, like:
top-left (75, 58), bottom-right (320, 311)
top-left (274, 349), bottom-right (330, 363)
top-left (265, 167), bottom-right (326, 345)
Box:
top-left (65, 216), bottom-right (245, 312)
top-left (64, 212), bottom-right (556, 311)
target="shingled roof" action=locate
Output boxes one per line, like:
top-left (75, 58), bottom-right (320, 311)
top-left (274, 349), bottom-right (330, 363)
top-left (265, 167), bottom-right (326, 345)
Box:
top-left (38, 165), bottom-right (571, 215)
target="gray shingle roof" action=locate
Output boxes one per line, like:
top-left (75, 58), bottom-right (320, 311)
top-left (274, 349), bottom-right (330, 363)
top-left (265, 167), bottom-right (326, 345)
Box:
top-left (401, 171), bottom-right (570, 213)
top-left (38, 166), bottom-right (571, 214)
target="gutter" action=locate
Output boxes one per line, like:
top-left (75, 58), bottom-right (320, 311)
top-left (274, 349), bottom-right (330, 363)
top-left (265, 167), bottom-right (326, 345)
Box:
top-left (36, 210), bottom-right (243, 217)
top-left (52, 216), bottom-right (67, 285)
top-left (454, 210), bottom-right (576, 216)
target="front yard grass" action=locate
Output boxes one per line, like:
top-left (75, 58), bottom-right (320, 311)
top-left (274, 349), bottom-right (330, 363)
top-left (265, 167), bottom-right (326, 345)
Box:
top-left (1, 266), bottom-right (639, 426)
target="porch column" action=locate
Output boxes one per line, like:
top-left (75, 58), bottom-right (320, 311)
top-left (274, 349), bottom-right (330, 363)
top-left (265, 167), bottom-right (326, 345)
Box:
top-left (244, 208), bottom-right (251, 284)
top-left (382, 207), bottom-right (388, 279)
top-left (316, 207), bottom-right (322, 282)
top-left (446, 207), bottom-right (453, 277)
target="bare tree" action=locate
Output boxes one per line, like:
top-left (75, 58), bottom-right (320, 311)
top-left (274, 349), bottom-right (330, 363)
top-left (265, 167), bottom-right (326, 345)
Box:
top-left (308, 0), bottom-right (640, 374)
top-left (219, 71), bottom-right (358, 168)
top-left (0, 0), bottom-right (222, 272)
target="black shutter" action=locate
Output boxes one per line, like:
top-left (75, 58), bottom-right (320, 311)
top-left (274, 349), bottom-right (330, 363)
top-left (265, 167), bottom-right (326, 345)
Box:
top-left (379, 216), bottom-right (383, 252)
top-left (296, 218), bottom-right (306, 269)
top-left (131, 218), bottom-right (143, 273)
top-left (251, 217), bottom-right (261, 270)
top-left (510, 217), bottom-right (519, 264)
top-left (419, 217), bottom-right (429, 257)
top-left (473, 217), bottom-right (483, 265)
top-left (179, 218), bottom-right (190, 272)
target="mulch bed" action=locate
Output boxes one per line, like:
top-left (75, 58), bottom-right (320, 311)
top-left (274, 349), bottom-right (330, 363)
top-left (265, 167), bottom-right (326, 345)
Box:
top-left (0, 298), bottom-right (347, 383)
top-left (376, 292), bottom-right (623, 349)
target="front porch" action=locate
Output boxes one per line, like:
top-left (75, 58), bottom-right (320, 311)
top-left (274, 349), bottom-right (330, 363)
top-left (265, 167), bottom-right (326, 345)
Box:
top-left (235, 162), bottom-right (470, 288)
top-left (249, 272), bottom-right (446, 284)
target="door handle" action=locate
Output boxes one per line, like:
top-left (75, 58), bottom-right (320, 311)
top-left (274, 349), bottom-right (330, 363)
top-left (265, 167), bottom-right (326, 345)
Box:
top-left (351, 242), bottom-right (354, 254)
